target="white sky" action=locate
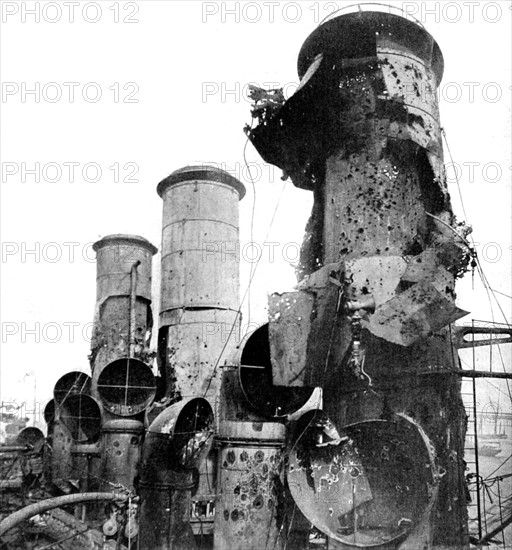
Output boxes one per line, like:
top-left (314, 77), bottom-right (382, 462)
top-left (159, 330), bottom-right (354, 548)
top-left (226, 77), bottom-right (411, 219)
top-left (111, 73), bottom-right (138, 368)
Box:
top-left (0, 0), bottom-right (511, 421)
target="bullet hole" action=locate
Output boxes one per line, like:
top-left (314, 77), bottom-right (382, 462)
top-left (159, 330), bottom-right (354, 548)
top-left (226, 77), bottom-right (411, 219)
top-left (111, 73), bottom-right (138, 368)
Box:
top-left (227, 450), bottom-right (236, 464)
top-left (234, 485), bottom-right (241, 496)
top-left (130, 436), bottom-right (139, 446)
top-left (223, 461), bottom-right (228, 468)
top-left (267, 498), bottom-right (273, 509)
top-left (113, 441), bottom-right (120, 447)
top-left (240, 451), bottom-right (248, 462)
top-left (254, 450), bottom-right (265, 462)
top-left (231, 509), bottom-right (239, 521)
top-left (116, 450), bottom-right (122, 456)
top-left (253, 495), bottom-right (264, 509)
top-left (224, 510), bottom-right (229, 521)
top-left (241, 494), bottom-right (247, 501)
top-left (350, 467), bottom-right (360, 478)
top-left (358, 228), bottom-right (364, 233)
top-left (361, 287), bottom-right (369, 295)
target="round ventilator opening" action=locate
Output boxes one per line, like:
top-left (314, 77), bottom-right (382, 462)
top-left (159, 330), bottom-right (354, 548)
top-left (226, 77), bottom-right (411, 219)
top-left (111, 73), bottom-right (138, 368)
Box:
top-left (16, 427), bottom-right (45, 452)
top-left (59, 394), bottom-right (102, 443)
top-left (169, 398), bottom-right (214, 469)
top-left (97, 358), bottom-right (156, 416)
top-left (54, 371), bottom-right (91, 405)
top-left (239, 324), bottom-right (313, 417)
top-left (147, 397), bottom-right (214, 470)
top-left (287, 411), bottom-right (438, 547)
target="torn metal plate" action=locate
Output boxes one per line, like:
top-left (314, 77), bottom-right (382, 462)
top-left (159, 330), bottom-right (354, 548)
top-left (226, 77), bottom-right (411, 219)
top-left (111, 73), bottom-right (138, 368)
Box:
top-left (269, 263), bottom-right (348, 388)
top-left (268, 291), bottom-right (314, 388)
top-left (345, 256), bottom-right (407, 307)
top-left (365, 282), bottom-right (468, 346)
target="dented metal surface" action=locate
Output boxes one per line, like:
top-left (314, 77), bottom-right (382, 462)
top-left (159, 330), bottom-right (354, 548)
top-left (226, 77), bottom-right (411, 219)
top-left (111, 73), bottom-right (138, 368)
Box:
top-left (365, 281), bottom-right (469, 346)
top-left (214, 441), bottom-right (284, 550)
top-left (248, 9), bottom-right (470, 549)
top-left (215, 367), bottom-right (286, 550)
top-left (287, 411), bottom-right (440, 548)
top-left (163, 308), bottom-right (239, 404)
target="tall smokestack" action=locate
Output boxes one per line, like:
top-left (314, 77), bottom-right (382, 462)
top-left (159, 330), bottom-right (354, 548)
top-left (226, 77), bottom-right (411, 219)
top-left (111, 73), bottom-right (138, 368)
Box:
top-left (90, 234), bottom-right (157, 379)
top-left (156, 166), bottom-right (245, 409)
top-left (90, 234), bottom-right (158, 492)
top-left (157, 165), bottom-right (245, 542)
top-left (248, 8), bottom-right (470, 548)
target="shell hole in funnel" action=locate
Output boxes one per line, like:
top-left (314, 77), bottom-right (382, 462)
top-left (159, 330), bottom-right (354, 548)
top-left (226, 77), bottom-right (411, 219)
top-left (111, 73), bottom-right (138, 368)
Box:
top-left (97, 358), bottom-right (156, 416)
top-left (59, 394), bottom-right (102, 443)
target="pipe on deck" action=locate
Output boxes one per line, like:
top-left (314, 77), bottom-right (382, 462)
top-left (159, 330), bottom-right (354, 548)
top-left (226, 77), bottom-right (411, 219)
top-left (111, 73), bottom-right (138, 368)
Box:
top-left (0, 492), bottom-right (128, 536)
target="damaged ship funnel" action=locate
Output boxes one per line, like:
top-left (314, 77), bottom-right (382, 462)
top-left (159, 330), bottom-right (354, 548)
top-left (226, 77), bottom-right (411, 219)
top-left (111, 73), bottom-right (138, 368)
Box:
top-left (247, 7), bottom-right (470, 548)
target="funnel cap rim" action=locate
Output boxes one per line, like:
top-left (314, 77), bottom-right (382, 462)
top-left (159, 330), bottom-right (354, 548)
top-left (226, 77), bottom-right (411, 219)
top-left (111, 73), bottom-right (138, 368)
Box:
top-left (157, 165), bottom-right (246, 200)
top-left (92, 234), bottom-right (158, 255)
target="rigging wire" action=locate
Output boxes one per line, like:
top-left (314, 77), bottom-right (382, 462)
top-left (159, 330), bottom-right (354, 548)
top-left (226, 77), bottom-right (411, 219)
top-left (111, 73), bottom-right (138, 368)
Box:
top-left (441, 128), bottom-right (470, 223)
top-left (490, 288), bottom-right (512, 300)
top-left (441, 129), bottom-right (510, 327)
top-left (243, 119), bottom-right (257, 327)
top-left (486, 454), bottom-right (512, 481)
top-left (442, 128), bottom-right (512, 537)
top-left (202, 176), bottom-right (289, 400)
top-left (441, 130), bottom-right (511, 396)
